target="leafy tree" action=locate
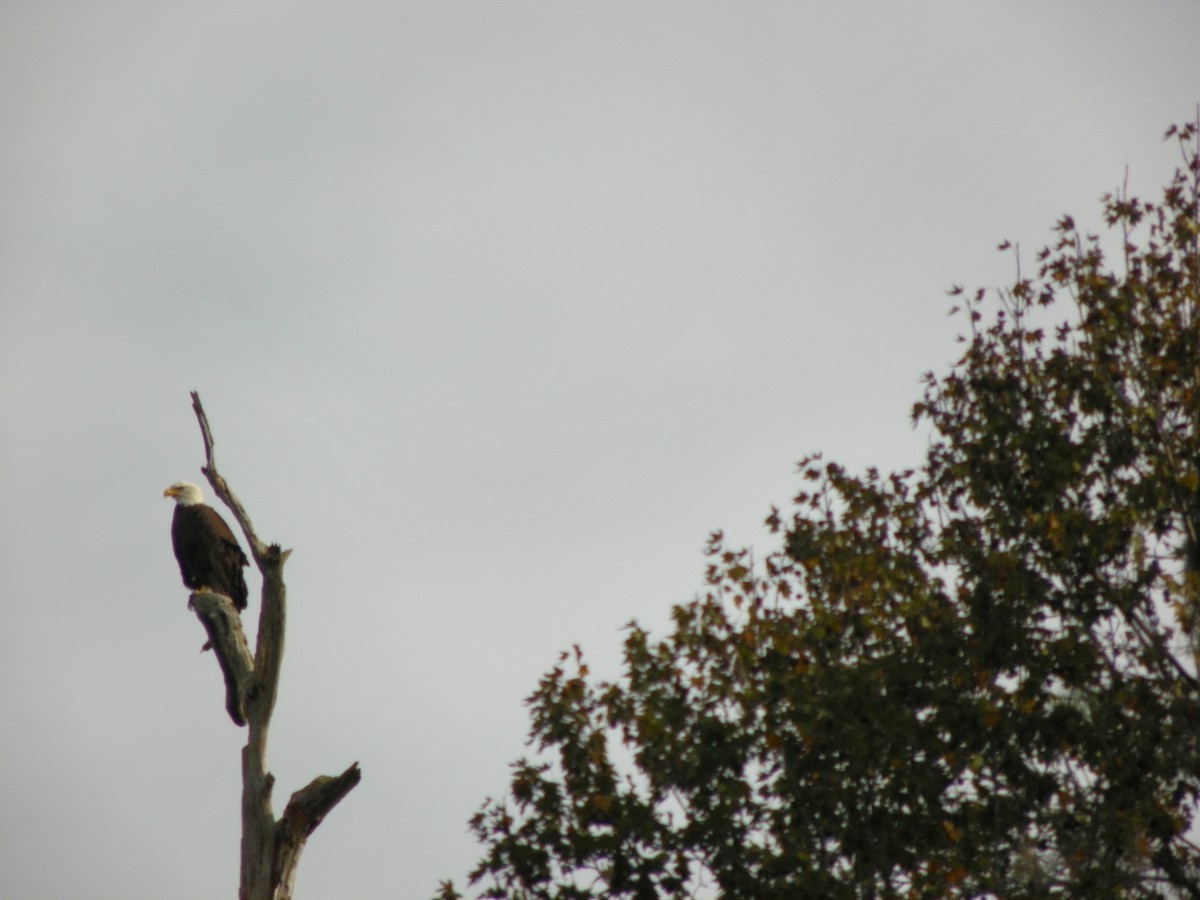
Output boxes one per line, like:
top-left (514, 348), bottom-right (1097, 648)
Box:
top-left (439, 117), bottom-right (1200, 899)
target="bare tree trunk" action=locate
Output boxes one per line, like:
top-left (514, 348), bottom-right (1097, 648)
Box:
top-left (185, 391), bottom-right (361, 900)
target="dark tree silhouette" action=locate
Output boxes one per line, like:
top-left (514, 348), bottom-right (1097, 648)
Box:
top-left (440, 116), bottom-right (1200, 899)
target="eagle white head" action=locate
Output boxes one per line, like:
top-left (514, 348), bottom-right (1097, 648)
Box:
top-left (163, 481), bottom-right (204, 506)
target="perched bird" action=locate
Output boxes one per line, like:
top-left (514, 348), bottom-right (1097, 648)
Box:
top-left (163, 481), bottom-right (249, 610)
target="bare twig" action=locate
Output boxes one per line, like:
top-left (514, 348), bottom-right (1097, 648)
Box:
top-left (190, 390), bottom-right (269, 563)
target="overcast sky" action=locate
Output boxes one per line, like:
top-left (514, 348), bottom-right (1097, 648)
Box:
top-left (1, 3), bottom-right (1197, 898)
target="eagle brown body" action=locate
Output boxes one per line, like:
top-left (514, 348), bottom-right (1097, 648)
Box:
top-left (164, 482), bottom-right (249, 610)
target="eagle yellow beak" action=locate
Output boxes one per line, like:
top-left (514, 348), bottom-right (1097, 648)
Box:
top-left (163, 486), bottom-right (179, 498)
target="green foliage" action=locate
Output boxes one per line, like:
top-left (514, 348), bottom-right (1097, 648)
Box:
top-left (438, 118), bottom-right (1200, 899)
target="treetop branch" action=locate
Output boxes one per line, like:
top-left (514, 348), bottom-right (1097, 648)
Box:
top-left (190, 390), bottom-right (272, 564)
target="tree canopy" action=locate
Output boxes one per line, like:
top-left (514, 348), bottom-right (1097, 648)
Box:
top-left (439, 118), bottom-right (1200, 899)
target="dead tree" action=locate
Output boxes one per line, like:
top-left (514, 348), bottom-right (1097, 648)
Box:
top-left (185, 391), bottom-right (361, 900)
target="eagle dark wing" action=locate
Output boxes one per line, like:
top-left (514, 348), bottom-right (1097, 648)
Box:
top-left (171, 503), bottom-right (250, 611)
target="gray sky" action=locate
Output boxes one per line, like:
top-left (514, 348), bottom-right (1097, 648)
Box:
top-left (1, 3), bottom-right (1197, 898)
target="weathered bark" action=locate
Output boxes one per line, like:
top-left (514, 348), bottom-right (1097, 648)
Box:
top-left (185, 391), bottom-right (360, 900)
top-left (273, 763), bottom-right (364, 899)
top-left (189, 591), bottom-right (253, 726)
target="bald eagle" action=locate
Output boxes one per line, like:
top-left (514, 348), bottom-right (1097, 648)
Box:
top-left (163, 482), bottom-right (249, 611)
